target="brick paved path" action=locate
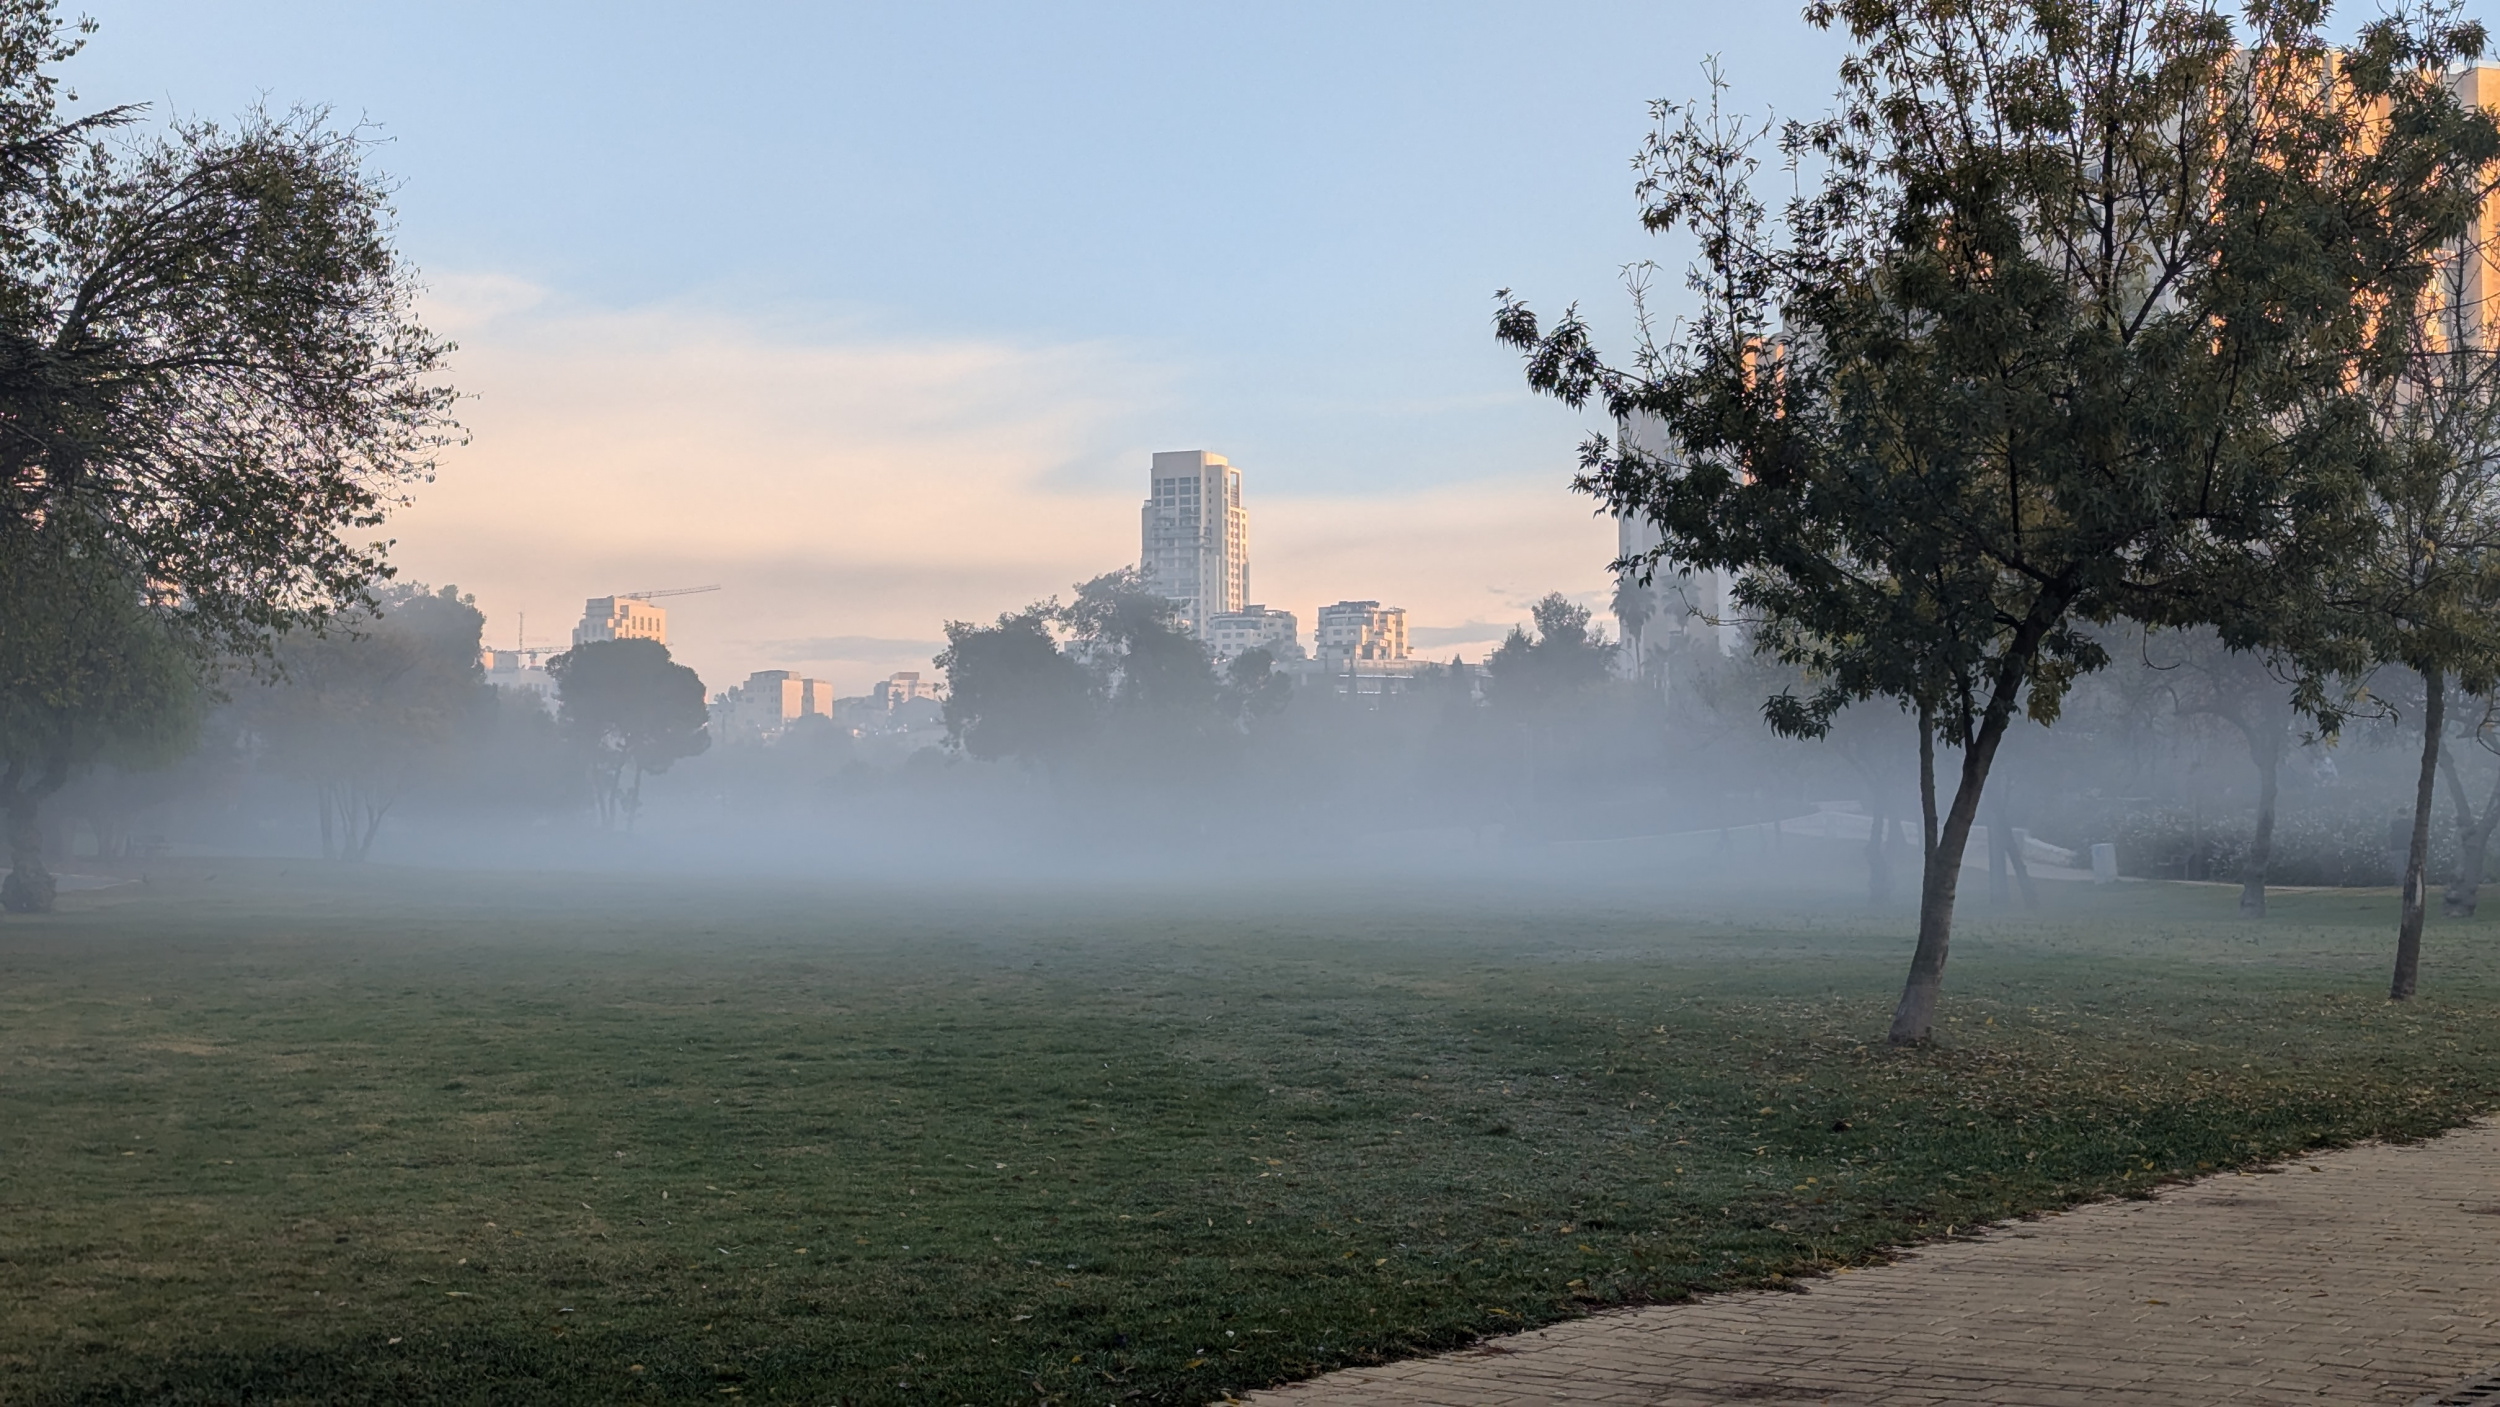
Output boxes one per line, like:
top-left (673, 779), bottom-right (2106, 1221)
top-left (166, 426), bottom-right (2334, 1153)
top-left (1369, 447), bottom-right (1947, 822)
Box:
top-left (1249, 1120), bottom-right (2500, 1406)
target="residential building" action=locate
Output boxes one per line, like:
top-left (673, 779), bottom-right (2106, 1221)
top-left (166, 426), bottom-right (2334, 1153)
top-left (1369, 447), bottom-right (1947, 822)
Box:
top-left (875, 671), bottom-right (940, 707)
top-left (572, 596), bottom-right (668, 647)
top-left (480, 649), bottom-right (556, 709)
top-left (1314, 600), bottom-right (1407, 666)
top-left (1140, 449), bottom-right (1248, 636)
top-left (1206, 605), bottom-right (1301, 661)
top-left (713, 669), bottom-right (837, 741)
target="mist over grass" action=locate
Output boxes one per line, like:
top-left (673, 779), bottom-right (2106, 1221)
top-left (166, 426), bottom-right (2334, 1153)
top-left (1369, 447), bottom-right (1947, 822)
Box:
top-left (0, 862), bottom-right (2492, 1404)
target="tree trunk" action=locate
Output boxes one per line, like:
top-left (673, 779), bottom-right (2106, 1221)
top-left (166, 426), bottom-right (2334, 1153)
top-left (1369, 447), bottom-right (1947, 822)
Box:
top-left (2437, 746), bottom-right (2500, 918)
top-left (1917, 704), bottom-right (1939, 862)
top-left (2394, 670), bottom-right (2444, 1001)
top-left (1994, 795), bottom-right (2037, 909)
top-left (1865, 806), bottom-right (1893, 903)
top-left (1, 746), bottom-right (71, 914)
top-left (1986, 808), bottom-right (2011, 906)
top-left (1888, 698), bottom-right (2019, 1046)
top-left (2239, 730), bottom-right (2281, 920)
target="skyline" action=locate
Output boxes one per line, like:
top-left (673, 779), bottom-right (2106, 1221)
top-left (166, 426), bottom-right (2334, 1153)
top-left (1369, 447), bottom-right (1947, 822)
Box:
top-left (66, 2), bottom-right (1861, 692)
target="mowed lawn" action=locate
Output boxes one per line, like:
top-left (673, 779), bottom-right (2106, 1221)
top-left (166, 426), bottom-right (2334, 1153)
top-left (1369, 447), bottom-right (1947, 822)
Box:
top-left (1, 860), bottom-right (2496, 1405)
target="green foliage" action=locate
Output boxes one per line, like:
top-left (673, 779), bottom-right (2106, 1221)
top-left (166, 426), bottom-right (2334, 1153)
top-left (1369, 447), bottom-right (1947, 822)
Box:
top-left (0, 867), bottom-right (2495, 1402)
top-left (1486, 593), bottom-right (1615, 712)
top-left (0, 0), bottom-right (456, 655)
top-left (548, 639), bottom-right (709, 830)
top-left (935, 567), bottom-right (1280, 772)
top-left (240, 583), bottom-right (486, 860)
top-left (1496, 0), bottom-right (2500, 1038)
top-left (0, 523), bottom-right (199, 910)
top-left (935, 606), bottom-right (1093, 764)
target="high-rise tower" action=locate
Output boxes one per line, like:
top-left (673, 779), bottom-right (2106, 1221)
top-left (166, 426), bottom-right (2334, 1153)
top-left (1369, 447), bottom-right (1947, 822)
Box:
top-left (1140, 450), bottom-right (1248, 635)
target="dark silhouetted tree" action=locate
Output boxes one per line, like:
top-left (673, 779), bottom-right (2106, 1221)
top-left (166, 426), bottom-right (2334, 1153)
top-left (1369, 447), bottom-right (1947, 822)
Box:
top-left (549, 639), bottom-right (709, 830)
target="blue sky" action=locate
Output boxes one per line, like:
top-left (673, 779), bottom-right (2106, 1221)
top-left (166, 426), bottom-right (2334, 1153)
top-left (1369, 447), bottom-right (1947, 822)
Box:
top-left (73, 1), bottom-right (1849, 690)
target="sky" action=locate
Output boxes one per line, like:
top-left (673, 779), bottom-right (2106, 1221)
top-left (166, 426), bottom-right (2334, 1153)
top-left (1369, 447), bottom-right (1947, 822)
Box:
top-left (71, 1), bottom-right (1851, 694)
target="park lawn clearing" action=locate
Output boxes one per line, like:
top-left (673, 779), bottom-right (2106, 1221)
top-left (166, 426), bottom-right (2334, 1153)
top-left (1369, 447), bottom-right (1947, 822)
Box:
top-left (0, 860), bottom-right (2493, 1404)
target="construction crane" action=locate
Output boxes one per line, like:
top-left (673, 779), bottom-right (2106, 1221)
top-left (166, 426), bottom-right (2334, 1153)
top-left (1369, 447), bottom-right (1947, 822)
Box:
top-left (619, 584), bottom-right (722, 602)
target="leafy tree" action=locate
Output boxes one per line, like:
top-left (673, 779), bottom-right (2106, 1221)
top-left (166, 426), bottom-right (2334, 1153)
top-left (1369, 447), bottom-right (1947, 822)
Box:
top-left (1486, 594), bottom-right (1615, 712)
top-left (0, 2), bottom-right (454, 898)
top-left (1498, 3), bottom-right (2498, 1040)
top-left (0, 527), bottom-right (199, 910)
top-left (936, 606), bottom-right (1094, 765)
top-left (2155, 633), bottom-right (2313, 919)
top-left (548, 639), bottom-right (709, 830)
top-left (242, 583), bottom-right (485, 861)
top-left (936, 568), bottom-right (1282, 768)
top-left (1221, 648), bottom-right (1295, 724)
top-left (2331, 204), bottom-right (2500, 997)
top-left (2436, 698), bottom-right (2500, 918)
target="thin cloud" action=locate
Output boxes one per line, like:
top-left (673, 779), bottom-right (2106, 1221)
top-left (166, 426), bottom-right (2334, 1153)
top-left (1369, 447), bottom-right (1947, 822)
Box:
top-left (389, 276), bottom-right (1616, 694)
top-left (764, 636), bottom-right (946, 661)
top-left (1409, 621), bottom-right (1513, 648)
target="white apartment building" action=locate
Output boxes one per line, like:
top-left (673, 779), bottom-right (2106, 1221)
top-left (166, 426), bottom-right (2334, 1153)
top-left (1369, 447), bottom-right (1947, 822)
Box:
top-left (1205, 605), bottom-right (1302, 661)
top-left (1314, 600), bottom-right (1408, 666)
top-left (573, 596), bottom-right (669, 647)
top-left (1140, 450), bottom-right (1248, 636)
top-left (481, 650), bottom-right (557, 709)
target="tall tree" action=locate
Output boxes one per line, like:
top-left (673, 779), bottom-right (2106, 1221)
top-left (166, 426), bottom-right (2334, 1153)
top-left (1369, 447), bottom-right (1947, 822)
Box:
top-left (243, 583), bottom-right (485, 861)
top-left (936, 605), bottom-right (1095, 766)
top-left (1487, 594), bottom-right (1617, 712)
top-left (2331, 170), bottom-right (2500, 997)
top-left (548, 640), bottom-right (709, 830)
top-left (0, 525), bottom-right (199, 909)
top-left (2438, 698), bottom-right (2500, 918)
top-left (1498, 2), bottom-right (2498, 1040)
top-left (2157, 632), bottom-right (2311, 919)
top-left (0, 1), bottom-right (456, 905)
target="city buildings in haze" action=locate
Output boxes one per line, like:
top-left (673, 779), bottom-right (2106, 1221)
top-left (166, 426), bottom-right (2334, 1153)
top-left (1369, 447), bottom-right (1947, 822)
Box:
top-left (573, 595), bottom-right (669, 646)
top-left (1207, 605), bottom-right (1302, 662)
top-left (1314, 600), bottom-right (1408, 667)
top-left (1141, 450), bottom-right (1248, 635)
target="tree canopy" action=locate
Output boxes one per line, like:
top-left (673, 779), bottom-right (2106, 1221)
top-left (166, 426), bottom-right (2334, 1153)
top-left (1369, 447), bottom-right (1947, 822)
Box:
top-left (1498, 0), bottom-right (2500, 1040)
top-left (0, 0), bottom-right (455, 907)
top-left (549, 639), bottom-right (709, 830)
top-left (242, 583), bottom-right (485, 861)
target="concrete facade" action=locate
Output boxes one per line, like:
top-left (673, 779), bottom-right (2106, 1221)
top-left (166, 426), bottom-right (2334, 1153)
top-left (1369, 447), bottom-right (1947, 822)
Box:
top-left (572, 596), bottom-right (669, 647)
top-left (713, 668), bottom-right (837, 741)
top-left (1314, 600), bottom-right (1407, 667)
top-left (1207, 605), bottom-right (1302, 662)
top-left (1141, 450), bottom-right (1249, 636)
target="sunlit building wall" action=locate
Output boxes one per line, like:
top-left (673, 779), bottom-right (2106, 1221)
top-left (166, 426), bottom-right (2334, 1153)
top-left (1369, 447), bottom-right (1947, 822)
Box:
top-left (1140, 450), bottom-right (1248, 636)
top-left (572, 596), bottom-right (669, 646)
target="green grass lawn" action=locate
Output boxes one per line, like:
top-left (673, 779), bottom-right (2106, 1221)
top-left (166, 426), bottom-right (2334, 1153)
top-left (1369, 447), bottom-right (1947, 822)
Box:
top-left (1, 859), bottom-right (2495, 1405)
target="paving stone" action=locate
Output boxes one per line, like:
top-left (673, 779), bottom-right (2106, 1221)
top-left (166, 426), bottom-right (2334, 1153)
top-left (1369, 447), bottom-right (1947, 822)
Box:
top-left (1247, 1121), bottom-right (2500, 1407)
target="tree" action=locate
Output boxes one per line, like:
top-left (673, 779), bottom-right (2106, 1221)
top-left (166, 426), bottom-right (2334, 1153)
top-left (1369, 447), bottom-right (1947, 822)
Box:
top-left (1498, 3), bottom-right (2498, 1041)
top-left (936, 568), bottom-right (1281, 770)
top-left (936, 606), bottom-right (1095, 766)
top-left (548, 639), bottom-right (709, 830)
top-left (2437, 698), bottom-right (2500, 917)
top-left (0, 2), bottom-right (455, 901)
top-left (2330, 181), bottom-right (2500, 997)
top-left (243, 583), bottom-right (485, 861)
top-left (2156, 632), bottom-right (2311, 919)
top-left (0, 527), bottom-right (199, 910)
top-left (1487, 593), bottom-right (1616, 711)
